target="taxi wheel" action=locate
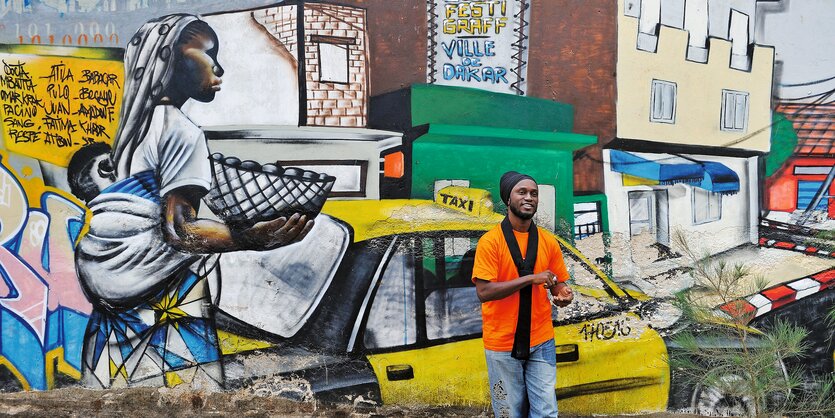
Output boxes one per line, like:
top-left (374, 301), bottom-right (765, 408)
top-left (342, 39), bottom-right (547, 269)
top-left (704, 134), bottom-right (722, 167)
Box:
top-left (689, 359), bottom-right (790, 416)
top-left (690, 375), bottom-right (756, 416)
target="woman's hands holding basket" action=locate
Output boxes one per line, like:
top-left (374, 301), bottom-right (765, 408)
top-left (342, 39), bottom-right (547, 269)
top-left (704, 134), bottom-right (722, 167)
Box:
top-left (234, 213), bottom-right (315, 250)
top-left (203, 153), bottom-right (335, 251)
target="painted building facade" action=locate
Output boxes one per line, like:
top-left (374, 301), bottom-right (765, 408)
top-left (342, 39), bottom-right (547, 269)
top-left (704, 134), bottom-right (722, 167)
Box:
top-left (606, 0), bottom-right (774, 263)
top-left (766, 103), bottom-right (835, 221)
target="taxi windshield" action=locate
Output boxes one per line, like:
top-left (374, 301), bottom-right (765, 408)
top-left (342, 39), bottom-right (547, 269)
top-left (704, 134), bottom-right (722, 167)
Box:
top-left (215, 215), bottom-right (351, 338)
top-left (360, 230), bottom-right (633, 351)
top-left (554, 238), bottom-right (631, 324)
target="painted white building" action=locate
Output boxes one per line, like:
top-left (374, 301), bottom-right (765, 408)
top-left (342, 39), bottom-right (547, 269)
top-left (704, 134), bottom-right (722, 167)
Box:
top-left (604, 148), bottom-right (759, 255)
top-left (608, 0), bottom-right (774, 261)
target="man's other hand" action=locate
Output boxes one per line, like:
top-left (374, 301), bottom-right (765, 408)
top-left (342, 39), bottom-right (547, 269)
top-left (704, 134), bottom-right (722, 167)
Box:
top-left (551, 282), bottom-right (573, 307)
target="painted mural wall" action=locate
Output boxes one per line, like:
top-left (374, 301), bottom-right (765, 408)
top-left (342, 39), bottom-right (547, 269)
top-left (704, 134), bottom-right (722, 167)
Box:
top-left (0, 0), bottom-right (832, 416)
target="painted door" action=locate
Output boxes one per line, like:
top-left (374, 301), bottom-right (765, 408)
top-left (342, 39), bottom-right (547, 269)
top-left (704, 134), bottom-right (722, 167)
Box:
top-left (363, 234), bottom-right (489, 405)
top-left (655, 190), bottom-right (670, 246)
top-left (628, 191), bottom-right (655, 236)
top-left (555, 248), bottom-right (669, 414)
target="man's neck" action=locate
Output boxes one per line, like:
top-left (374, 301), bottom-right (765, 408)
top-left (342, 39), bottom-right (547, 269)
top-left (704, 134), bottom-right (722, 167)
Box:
top-left (507, 212), bottom-right (532, 232)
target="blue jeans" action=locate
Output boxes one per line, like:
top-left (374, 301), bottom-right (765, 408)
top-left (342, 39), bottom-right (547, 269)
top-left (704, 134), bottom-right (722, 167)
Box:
top-left (485, 339), bottom-right (558, 418)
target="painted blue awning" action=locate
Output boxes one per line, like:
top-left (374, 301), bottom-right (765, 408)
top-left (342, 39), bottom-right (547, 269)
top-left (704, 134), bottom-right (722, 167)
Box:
top-left (609, 150), bottom-right (703, 185)
top-left (610, 150), bottom-right (740, 195)
top-left (700, 161), bottom-right (740, 195)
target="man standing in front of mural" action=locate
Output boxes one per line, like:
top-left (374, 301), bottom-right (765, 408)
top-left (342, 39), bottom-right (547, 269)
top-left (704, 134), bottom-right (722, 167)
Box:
top-left (69, 14), bottom-right (314, 389)
top-left (472, 171), bottom-right (573, 418)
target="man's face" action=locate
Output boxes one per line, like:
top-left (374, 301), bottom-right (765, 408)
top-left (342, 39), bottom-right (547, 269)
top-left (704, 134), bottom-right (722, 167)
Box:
top-left (507, 179), bottom-right (538, 220)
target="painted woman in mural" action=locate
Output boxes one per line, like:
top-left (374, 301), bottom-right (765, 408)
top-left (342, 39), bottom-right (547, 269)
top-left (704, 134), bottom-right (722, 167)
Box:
top-left (68, 14), bottom-right (314, 389)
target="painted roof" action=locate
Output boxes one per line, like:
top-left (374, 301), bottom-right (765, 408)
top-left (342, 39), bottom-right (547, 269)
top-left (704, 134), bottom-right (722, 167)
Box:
top-left (321, 199), bottom-right (503, 243)
top-left (321, 198), bottom-right (636, 302)
top-left (775, 103), bottom-right (835, 157)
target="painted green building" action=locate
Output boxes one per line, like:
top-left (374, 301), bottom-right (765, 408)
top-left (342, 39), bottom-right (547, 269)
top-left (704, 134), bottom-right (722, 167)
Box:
top-left (371, 84), bottom-right (596, 235)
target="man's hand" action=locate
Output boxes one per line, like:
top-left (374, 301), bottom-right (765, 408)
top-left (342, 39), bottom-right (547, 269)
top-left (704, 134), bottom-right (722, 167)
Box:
top-left (239, 213), bottom-right (314, 250)
top-left (529, 270), bottom-right (558, 289)
top-left (550, 282), bottom-right (573, 307)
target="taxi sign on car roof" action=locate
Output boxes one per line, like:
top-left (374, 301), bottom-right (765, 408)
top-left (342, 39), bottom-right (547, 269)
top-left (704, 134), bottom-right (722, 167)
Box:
top-left (434, 186), bottom-right (495, 217)
top-left (321, 187), bottom-right (502, 242)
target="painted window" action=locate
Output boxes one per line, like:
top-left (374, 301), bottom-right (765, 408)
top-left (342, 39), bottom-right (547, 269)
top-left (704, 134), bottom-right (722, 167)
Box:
top-left (574, 201), bottom-right (602, 239)
top-left (277, 159), bottom-right (368, 197)
top-left (215, 215), bottom-right (351, 338)
top-left (794, 166), bottom-right (834, 175)
top-left (363, 240), bottom-right (417, 349)
top-left (422, 236), bottom-right (482, 340)
top-left (797, 181), bottom-right (829, 211)
top-left (363, 234), bottom-right (484, 348)
top-left (650, 80), bottom-right (676, 123)
top-left (692, 188), bottom-right (722, 224)
top-left (318, 42), bottom-right (349, 83)
top-left (721, 89), bottom-right (749, 132)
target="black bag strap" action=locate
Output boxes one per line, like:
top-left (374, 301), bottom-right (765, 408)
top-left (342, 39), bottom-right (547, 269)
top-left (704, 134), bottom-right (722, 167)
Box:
top-left (500, 217), bottom-right (538, 360)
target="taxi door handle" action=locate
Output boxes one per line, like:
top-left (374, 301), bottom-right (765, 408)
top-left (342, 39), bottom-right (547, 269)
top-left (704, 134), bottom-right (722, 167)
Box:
top-left (555, 344), bottom-right (579, 363)
top-left (386, 364), bottom-right (414, 381)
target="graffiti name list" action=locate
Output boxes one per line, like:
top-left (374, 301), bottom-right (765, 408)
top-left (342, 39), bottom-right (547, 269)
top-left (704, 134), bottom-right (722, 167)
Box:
top-left (429, 0), bottom-right (528, 95)
top-left (1, 60), bottom-right (40, 145)
top-left (0, 54), bottom-right (123, 166)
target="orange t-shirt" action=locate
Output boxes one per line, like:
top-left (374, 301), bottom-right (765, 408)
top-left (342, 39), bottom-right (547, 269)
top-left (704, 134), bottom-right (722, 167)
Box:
top-left (471, 224), bottom-right (569, 351)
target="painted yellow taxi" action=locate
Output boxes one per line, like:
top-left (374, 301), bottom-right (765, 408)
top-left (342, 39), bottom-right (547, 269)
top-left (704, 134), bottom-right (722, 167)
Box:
top-left (216, 186), bottom-right (669, 415)
top-left (321, 187), bottom-right (668, 415)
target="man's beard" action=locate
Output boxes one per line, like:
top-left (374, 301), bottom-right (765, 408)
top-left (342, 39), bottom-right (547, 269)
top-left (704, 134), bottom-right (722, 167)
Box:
top-left (509, 203), bottom-right (535, 220)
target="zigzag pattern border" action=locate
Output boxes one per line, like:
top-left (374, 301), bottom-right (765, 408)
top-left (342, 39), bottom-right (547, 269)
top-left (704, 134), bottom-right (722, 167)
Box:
top-left (426, 0), bottom-right (439, 84)
top-left (509, 0), bottom-right (529, 95)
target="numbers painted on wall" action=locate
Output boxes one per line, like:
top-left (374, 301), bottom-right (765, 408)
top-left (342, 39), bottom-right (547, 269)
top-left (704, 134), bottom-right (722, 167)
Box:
top-left (15, 22), bottom-right (120, 46)
top-left (579, 318), bottom-right (633, 342)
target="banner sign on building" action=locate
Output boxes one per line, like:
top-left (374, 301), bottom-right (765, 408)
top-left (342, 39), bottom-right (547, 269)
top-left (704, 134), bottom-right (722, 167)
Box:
top-left (427, 0), bottom-right (530, 95)
top-left (0, 46), bottom-right (123, 167)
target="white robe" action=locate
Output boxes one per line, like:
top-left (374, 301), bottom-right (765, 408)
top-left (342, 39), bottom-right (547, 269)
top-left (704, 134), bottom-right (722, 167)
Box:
top-left (76, 105), bottom-right (212, 307)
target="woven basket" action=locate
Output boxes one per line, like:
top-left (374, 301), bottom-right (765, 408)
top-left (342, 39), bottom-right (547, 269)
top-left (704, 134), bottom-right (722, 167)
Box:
top-left (203, 153), bottom-right (335, 228)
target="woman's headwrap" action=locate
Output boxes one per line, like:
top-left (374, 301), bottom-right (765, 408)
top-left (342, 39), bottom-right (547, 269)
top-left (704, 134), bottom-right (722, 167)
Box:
top-left (110, 14), bottom-right (202, 178)
top-left (499, 171), bottom-right (536, 204)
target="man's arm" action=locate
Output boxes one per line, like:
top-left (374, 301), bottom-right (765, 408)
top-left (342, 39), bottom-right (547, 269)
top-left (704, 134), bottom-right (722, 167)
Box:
top-left (474, 270), bottom-right (558, 302)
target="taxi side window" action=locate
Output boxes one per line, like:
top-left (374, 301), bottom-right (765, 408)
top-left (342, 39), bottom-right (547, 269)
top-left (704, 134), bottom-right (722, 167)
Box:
top-left (363, 240), bottom-right (417, 350)
top-left (422, 236), bottom-right (483, 340)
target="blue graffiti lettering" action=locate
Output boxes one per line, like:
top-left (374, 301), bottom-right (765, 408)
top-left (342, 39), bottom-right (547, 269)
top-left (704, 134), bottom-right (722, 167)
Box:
top-left (443, 63), bottom-right (508, 84)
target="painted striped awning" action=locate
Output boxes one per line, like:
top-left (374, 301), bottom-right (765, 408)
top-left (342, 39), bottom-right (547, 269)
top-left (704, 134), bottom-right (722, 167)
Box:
top-left (610, 149), bottom-right (703, 185)
top-left (610, 150), bottom-right (740, 194)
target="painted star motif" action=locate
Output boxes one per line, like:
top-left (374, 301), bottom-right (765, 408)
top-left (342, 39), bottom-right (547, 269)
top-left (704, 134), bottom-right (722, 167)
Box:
top-left (152, 292), bottom-right (188, 326)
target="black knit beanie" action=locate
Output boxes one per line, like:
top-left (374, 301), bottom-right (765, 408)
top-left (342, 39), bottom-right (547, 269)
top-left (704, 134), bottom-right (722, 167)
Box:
top-left (499, 171), bottom-right (536, 204)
